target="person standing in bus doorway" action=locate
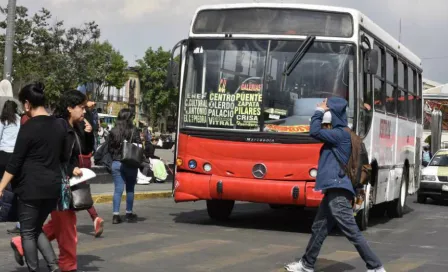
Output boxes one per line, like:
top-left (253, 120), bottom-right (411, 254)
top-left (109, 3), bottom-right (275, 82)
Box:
top-left (285, 97), bottom-right (385, 272)
top-left (422, 145), bottom-right (432, 167)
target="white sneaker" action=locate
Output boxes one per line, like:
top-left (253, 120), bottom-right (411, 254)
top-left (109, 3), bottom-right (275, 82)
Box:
top-left (137, 177), bottom-right (151, 185)
top-left (284, 260), bottom-right (314, 272)
top-left (367, 267), bottom-right (386, 272)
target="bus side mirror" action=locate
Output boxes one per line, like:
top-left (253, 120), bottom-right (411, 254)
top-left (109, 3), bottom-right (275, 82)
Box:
top-left (364, 49), bottom-right (379, 75)
top-left (166, 39), bottom-right (187, 89)
top-left (166, 60), bottom-right (180, 89)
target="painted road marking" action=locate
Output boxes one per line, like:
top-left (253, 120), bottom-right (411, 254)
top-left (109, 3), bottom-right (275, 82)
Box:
top-left (118, 239), bottom-right (232, 264)
top-left (78, 233), bottom-right (173, 253)
top-left (384, 257), bottom-right (427, 272)
top-left (189, 244), bottom-right (296, 271)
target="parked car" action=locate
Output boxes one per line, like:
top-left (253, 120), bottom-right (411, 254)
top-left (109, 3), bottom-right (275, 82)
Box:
top-left (418, 149), bottom-right (448, 203)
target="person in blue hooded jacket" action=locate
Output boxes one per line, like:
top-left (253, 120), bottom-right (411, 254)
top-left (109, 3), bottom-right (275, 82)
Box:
top-left (285, 97), bottom-right (385, 272)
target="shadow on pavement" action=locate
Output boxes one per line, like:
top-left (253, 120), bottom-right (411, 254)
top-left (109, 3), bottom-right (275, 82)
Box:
top-left (9, 255), bottom-right (104, 272)
top-left (77, 224), bottom-right (95, 237)
top-left (78, 254), bottom-right (105, 271)
top-left (172, 202), bottom-right (413, 234)
top-left (316, 259), bottom-right (357, 271)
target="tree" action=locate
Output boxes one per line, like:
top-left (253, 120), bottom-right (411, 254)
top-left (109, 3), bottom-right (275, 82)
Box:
top-left (137, 47), bottom-right (177, 130)
top-left (0, 5), bottom-right (102, 105)
top-left (83, 41), bottom-right (128, 100)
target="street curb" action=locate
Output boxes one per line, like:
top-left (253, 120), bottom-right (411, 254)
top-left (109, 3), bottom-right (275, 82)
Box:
top-left (92, 191), bottom-right (173, 204)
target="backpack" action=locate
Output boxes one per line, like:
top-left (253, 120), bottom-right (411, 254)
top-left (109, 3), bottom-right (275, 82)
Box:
top-left (334, 128), bottom-right (372, 188)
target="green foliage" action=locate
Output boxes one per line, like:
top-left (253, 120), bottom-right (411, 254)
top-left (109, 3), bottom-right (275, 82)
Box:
top-left (0, 5), bottom-right (126, 106)
top-left (83, 41), bottom-right (128, 100)
top-left (137, 47), bottom-right (177, 127)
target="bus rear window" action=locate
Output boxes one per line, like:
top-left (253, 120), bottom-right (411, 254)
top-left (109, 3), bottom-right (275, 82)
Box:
top-left (193, 8), bottom-right (353, 38)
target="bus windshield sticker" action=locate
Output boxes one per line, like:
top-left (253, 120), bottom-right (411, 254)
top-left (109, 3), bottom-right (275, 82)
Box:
top-left (264, 124), bottom-right (310, 133)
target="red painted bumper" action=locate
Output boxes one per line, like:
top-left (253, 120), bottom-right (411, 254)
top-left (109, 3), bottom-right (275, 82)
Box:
top-left (174, 172), bottom-right (324, 207)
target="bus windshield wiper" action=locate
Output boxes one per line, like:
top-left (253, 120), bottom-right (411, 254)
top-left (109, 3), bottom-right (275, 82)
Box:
top-left (283, 35), bottom-right (316, 76)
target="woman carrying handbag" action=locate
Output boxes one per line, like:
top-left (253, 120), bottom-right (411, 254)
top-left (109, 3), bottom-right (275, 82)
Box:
top-left (73, 114), bottom-right (105, 238)
top-left (10, 90), bottom-right (90, 272)
top-left (108, 108), bottom-right (142, 224)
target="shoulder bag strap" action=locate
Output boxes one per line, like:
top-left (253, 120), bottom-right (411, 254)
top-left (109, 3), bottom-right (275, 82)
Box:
top-left (74, 133), bottom-right (82, 156)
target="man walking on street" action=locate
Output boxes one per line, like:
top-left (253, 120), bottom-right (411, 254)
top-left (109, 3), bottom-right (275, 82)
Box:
top-left (284, 97), bottom-right (385, 272)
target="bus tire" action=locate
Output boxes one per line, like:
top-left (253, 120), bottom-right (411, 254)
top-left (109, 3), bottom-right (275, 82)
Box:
top-left (206, 199), bottom-right (235, 221)
top-left (356, 184), bottom-right (371, 231)
top-left (387, 169), bottom-right (408, 218)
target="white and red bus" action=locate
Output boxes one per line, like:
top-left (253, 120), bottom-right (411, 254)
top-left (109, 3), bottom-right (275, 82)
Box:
top-left (168, 3), bottom-right (423, 230)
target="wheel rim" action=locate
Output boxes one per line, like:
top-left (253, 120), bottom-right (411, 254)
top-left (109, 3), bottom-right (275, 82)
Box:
top-left (400, 179), bottom-right (406, 207)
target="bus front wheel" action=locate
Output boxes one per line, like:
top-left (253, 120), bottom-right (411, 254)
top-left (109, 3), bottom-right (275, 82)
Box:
top-left (206, 199), bottom-right (235, 221)
top-left (387, 169), bottom-right (408, 218)
top-left (356, 184), bottom-right (371, 231)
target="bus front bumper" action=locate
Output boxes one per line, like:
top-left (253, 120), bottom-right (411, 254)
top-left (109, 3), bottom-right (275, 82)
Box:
top-left (173, 172), bottom-right (323, 207)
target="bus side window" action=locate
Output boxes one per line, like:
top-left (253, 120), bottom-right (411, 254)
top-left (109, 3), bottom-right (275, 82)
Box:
top-left (359, 48), bottom-right (373, 137)
top-left (373, 44), bottom-right (386, 112)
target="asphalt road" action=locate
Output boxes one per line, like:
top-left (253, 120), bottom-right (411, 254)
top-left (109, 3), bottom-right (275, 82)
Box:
top-left (1, 195), bottom-right (448, 272)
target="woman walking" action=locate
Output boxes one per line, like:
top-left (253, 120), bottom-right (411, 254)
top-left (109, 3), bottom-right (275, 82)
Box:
top-left (9, 89), bottom-right (88, 272)
top-left (108, 108), bottom-right (141, 224)
top-left (0, 100), bottom-right (21, 174)
top-left (0, 83), bottom-right (66, 272)
top-left (0, 100), bottom-right (21, 234)
top-left (78, 104), bottom-right (104, 237)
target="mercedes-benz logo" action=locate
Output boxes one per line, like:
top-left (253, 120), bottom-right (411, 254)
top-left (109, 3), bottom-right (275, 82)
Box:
top-left (252, 163), bottom-right (267, 179)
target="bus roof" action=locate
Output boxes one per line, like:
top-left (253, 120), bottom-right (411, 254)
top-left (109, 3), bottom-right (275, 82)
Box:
top-left (192, 3), bottom-right (422, 68)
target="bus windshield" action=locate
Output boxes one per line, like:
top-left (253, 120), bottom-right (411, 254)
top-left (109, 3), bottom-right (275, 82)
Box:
top-left (181, 39), bottom-right (355, 133)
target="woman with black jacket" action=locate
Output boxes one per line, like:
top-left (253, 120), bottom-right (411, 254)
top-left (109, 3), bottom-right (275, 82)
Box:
top-left (71, 110), bottom-right (105, 238)
top-left (9, 90), bottom-right (88, 272)
top-left (0, 83), bottom-right (68, 272)
top-left (108, 108), bottom-right (141, 224)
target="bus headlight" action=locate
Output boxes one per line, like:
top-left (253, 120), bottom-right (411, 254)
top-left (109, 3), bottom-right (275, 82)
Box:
top-left (188, 160), bottom-right (197, 169)
top-left (309, 168), bottom-right (318, 178)
top-left (203, 163), bottom-right (212, 172)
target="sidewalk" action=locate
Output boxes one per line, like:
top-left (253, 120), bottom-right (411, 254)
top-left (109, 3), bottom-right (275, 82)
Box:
top-left (90, 181), bottom-right (173, 204)
top-left (90, 148), bottom-right (175, 184)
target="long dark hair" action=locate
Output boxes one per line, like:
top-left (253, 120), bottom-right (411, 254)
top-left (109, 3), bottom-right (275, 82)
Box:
top-left (0, 100), bottom-right (18, 125)
top-left (109, 108), bottom-right (135, 150)
top-left (53, 90), bottom-right (87, 120)
top-left (18, 82), bottom-right (45, 107)
top-left (115, 108), bottom-right (135, 139)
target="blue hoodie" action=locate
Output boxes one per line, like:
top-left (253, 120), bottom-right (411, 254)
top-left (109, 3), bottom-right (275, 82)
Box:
top-left (309, 97), bottom-right (355, 195)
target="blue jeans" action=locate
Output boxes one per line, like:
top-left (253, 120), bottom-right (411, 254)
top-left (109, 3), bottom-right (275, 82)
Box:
top-left (301, 189), bottom-right (382, 270)
top-left (112, 161), bottom-right (138, 214)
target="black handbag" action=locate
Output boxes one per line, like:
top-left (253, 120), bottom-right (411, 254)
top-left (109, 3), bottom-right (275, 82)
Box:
top-left (0, 185), bottom-right (18, 222)
top-left (70, 182), bottom-right (94, 211)
top-left (121, 129), bottom-right (143, 168)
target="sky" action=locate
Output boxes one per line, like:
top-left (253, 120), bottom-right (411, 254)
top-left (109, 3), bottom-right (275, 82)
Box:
top-left (3, 0), bottom-right (448, 83)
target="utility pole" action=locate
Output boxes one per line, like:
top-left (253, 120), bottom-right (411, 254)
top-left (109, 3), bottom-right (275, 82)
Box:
top-left (3, 0), bottom-right (17, 81)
